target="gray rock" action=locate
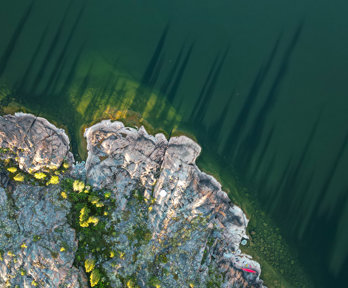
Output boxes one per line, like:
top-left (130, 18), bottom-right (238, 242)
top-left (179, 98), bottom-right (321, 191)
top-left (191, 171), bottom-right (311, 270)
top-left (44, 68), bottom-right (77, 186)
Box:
top-left (0, 183), bottom-right (87, 287)
top-left (85, 121), bottom-right (265, 288)
top-left (0, 113), bottom-right (74, 173)
top-left (0, 115), bottom-right (265, 288)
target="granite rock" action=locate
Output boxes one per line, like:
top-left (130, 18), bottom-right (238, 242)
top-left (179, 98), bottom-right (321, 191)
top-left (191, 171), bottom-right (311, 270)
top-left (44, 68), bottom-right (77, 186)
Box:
top-left (0, 114), bottom-right (265, 288)
top-left (85, 120), bottom-right (265, 287)
top-left (0, 113), bottom-right (74, 173)
top-left (0, 183), bottom-right (88, 287)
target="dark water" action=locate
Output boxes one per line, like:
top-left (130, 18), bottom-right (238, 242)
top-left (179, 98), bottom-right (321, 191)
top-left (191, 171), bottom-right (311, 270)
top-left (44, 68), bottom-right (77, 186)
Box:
top-left (1, 0), bottom-right (348, 287)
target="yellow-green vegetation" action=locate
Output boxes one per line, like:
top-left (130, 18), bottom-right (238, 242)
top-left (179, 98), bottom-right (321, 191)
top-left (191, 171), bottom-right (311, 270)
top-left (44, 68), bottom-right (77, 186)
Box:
top-left (2, 158), bottom-right (69, 187)
top-left (61, 177), bottom-right (112, 287)
top-left (87, 216), bottom-right (99, 226)
top-left (13, 173), bottom-right (24, 182)
top-left (20, 243), bottom-right (27, 249)
top-left (34, 172), bottom-right (47, 180)
top-left (88, 195), bottom-right (101, 205)
top-left (63, 176), bottom-right (158, 287)
top-left (85, 258), bottom-right (96, 273)
top-left (126, 279), bottom-right (137, 288)
top-left (47, 164), bottom-right (59, 170)
top-left (79, 206), bottom-right (91, 227)
top-left (78, 207), bottom-right (100, 227)
top-left (46, 175), bottom-right (59, 185)
top-left (6, 167), bottom-right (17, 173)
top-left (90, 269), bottom-right (101, 287)
top-left (73, 179), bottom-right (85, 192)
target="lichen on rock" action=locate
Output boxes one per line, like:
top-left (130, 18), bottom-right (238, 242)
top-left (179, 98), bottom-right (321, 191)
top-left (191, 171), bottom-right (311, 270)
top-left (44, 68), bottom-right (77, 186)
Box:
top-left (0, 113), bottom-right (265, 288)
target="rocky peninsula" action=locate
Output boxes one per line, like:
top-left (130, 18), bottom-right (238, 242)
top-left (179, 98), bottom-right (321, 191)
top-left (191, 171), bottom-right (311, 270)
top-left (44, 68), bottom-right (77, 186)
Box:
top-left (0, 113), bottom-right (265, 288)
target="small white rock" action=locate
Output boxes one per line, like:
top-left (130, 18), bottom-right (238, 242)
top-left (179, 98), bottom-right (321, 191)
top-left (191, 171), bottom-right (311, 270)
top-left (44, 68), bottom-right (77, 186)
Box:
top-left (159, 189), bottom-right (167, 197)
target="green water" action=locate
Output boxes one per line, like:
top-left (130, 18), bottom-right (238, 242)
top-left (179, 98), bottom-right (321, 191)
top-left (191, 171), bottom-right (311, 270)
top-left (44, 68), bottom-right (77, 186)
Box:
top-left (1, 0), bottom-right (348, 287)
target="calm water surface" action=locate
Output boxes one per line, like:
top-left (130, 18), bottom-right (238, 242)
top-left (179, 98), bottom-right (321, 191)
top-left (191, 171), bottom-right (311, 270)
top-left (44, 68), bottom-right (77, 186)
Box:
top-left (1, 0), bottom-right (348, 287)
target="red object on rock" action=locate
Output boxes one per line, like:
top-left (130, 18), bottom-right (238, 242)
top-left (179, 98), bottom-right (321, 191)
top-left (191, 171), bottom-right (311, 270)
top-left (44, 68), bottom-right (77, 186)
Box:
top-left (241, 268), bottom-right (257, 273)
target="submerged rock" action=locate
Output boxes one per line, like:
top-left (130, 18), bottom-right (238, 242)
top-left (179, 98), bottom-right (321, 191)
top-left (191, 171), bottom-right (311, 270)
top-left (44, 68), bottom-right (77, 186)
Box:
top-left (0, 113), bottom-right (265, 287)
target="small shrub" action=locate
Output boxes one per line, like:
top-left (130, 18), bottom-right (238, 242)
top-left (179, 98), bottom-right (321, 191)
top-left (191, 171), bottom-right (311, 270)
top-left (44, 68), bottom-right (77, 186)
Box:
top-left (46, 175), bottom-right (59, 185)
top-left (87, 216), bottom-right (99, 226)
top-left (79, 207), bottom-right (90, 223)
top-left (33, 172), bottom-right (47, 180)
top-left (90, 269), bottom-right (101, 287)
top-left (13, 173), bottom-right (24, 182)
top-left (7, 167), bottom-right (17, 173)
top-left (85, 258), bottom-right (95, 273)
top-left (73, 180), bottom-right (85, 192)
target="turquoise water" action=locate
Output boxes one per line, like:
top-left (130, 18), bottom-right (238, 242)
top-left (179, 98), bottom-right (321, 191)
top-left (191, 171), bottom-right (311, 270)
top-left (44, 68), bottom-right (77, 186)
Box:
top-left (1, 0), bottom-right (348, 286)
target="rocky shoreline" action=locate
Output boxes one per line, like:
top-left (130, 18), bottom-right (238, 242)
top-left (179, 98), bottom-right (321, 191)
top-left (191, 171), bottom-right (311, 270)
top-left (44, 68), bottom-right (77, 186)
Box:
top-left (0, 113), bottom-right (265, 288)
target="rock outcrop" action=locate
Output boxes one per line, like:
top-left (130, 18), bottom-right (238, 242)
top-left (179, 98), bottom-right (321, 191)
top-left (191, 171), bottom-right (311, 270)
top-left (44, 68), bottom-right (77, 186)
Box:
top-left (0, 113), bottom-right (265, 288)
top-left (0, 113), bottom-right (74, 173)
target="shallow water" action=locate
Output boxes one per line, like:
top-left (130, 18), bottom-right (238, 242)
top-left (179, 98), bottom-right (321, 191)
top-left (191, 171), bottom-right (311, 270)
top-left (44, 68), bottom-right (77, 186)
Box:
top-left (1, 0), bottom-right (348, 286)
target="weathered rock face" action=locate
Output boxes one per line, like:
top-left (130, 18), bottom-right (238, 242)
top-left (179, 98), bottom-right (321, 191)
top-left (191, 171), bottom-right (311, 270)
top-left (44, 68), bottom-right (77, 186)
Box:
top-left (0, 113), bottom-right (74, 173)
top-left (0, 113), bottom-right (265, 288)
top-left (84, 120), bottom-right (264, 287)
top-left (0, 113), bottom-right (85, 288)
top-left (0, 184), bottom-right (88, 287)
